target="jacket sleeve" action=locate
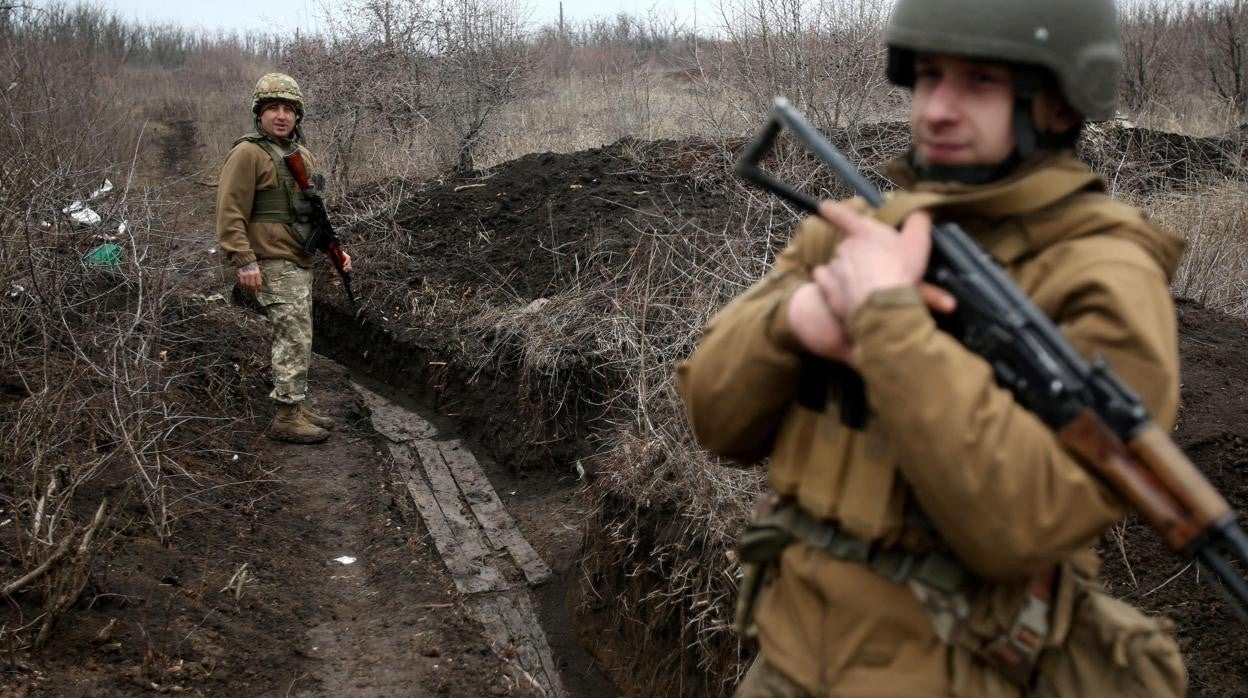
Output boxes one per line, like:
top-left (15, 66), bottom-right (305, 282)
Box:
top-left (676, 217), bottom-right (844, 463)
top-left (848, 241), bottom-right (1179, 580)
top-left (217, 145), bottom-right (260, 267)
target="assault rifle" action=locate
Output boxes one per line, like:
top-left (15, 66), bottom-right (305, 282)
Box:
top-left (282, 147), bottom-right (358, 308)
top-left (736, 97), bottom-right (1248, 617)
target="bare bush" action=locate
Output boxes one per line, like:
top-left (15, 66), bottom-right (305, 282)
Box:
top-left (691, 0), bottom-right (897, 139)
top-left (1201, 0), bottom-right (1248, 117)
top-left (0, 3), bottom-right (262, 652)
top-left (288, 0), bottom-right (532, 187)
top-left (1121, 0), bottom-right (1180, 114)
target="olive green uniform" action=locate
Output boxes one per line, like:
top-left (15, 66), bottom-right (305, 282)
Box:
top-left (677, 154), bottom-right (1187, 696)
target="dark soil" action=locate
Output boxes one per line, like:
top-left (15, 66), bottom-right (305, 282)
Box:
top-left (1, 305), bottom-right (513, 696)
top-left (367, 139), bottom-right (721, 302)
top-left (1099, 299), bottom-right (1248, 697)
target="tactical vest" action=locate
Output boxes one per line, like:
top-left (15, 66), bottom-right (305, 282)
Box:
top-left (233, 133), bottom-right (314, 244)
top-left (766, 162), bottom-right (1115, 541)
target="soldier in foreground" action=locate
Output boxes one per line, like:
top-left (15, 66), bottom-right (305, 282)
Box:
top-left (217, 73), bottom-right (352, 444)
top-left (678, 1), bottom-right (1188, 695)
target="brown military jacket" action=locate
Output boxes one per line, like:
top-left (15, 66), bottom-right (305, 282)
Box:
top-left (676, 153), bottom-right (1184, 696)
top-left (216, 136), bottom-right (317, 269)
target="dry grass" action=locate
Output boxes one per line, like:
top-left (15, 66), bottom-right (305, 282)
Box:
top-left (1148, 181), bottom-right (1248, 315)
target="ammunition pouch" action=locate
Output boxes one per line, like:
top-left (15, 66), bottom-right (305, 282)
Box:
top-left (1030, 580), bottom-right (1186, 697)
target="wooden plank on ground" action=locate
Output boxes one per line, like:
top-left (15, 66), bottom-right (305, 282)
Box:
top-left (472, 591), bottom-right (567, 698)
top-left (388, 443), bottom-right (505, 594)
top-left (352, 382), bottom-right (438, 442)
top-left (410, 439), bottom-right (507, 592)
top-left (439, 440), bottom-right (552, 586)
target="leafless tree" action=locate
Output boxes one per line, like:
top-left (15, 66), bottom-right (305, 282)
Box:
top-left (292, 0), bottom-right (531, 183)
top-left (1120, 0), bottom-right (1180, 114)
top-left (1202, 0), bottom-right (1248, 116)
top-left (696, 0), bottom-right (893, 136)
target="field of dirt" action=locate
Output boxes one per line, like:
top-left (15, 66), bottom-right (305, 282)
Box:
top-left (5, 125), bottom-right (1248, 697)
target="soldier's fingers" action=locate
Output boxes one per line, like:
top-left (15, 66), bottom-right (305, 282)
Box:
top-left (919, 283), bottom-right (957, 314)
top-left (818, 201), bottom-right (871, 237)
top-left (810, 264), bottom-right (847, 317)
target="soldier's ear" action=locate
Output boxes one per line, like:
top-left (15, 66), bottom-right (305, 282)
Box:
top-left (1035, 90), bottom-right (1080, 135)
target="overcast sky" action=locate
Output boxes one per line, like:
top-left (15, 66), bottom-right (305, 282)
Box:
top-left (65, 1), bottom-right (708, 35)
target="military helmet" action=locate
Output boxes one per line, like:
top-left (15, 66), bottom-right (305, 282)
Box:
top-left (251, 72), bottom-right (304, 116)
top-left (885, 0), bottom-right (1121, 120)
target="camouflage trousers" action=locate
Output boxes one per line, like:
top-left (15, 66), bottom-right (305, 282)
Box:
top-left (255, 259), bottom-right (314, 405)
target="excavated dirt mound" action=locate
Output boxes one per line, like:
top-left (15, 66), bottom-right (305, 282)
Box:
top-left (334, 134), bottom-right (1248, 696)
top-left (365, 139), bottom-right (723, 302)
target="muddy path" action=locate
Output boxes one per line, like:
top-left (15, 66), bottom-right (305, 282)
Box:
top-left (6, 322), bottom-right (611, 696)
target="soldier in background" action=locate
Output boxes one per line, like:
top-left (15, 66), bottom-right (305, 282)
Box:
top-left (217, 73), bottom-right (351, 444)
top-left (678, 1), bottom-right (1188, 695)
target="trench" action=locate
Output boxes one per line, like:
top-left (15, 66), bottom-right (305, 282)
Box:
top-left (313, 302), bottom-right (617, 697)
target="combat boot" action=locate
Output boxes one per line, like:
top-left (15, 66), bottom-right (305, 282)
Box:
top-left (299, 403), bottom-right (336, 430)
top-left (267, 402), bottom-right (330, 444)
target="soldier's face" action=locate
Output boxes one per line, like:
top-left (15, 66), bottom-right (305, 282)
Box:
top-left (259, 102), bottom-right (297, 139)
top-left (910, 55), bottom-right (1015, 168)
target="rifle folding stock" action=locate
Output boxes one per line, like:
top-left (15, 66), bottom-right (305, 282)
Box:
top-left (736, 97), bottom-right (1248, 618)
top-left (281, 147), bottom-right (359, 309)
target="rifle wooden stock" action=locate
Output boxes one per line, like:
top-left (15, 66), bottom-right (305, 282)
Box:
top-left (283, 147), bottom-right (313, 191)
top-left (1059, 412), bottom-right (1229, 553)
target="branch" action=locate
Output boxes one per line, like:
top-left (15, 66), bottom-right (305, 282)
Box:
top-left (1, 531), bottom-right (74, 597)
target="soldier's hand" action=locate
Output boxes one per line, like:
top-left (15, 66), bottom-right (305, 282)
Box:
top-left (340, 250), bottom-right (352, 273)
top-left (237, 262), bottom-right (262, 292)
top-left (787, 281), bottom-right (856, 364)
top-left (817, 202), bottom-right (956, 318)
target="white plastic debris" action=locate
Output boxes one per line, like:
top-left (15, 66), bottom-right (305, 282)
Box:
top-left (63, 201), bottom-right (101, 226)
top-left (117, 220), bottom-right (127, 236)
top-left (90, 179), bottom-right (114, 200)
top-left (334, 556), bottom-right (356, 565)
top-left (7, 284), bottom-right (23, 299)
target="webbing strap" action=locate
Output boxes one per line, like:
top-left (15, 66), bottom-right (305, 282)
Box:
top-left (980, 568), bottom-right (1056, 685)
top-left (737, 501), bottom-right (1055, 687)
top-left (738, 502), bottom-right (973, 591)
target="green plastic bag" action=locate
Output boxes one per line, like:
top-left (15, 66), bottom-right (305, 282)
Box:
top-left (84, 243), bottom-right (122, 275)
